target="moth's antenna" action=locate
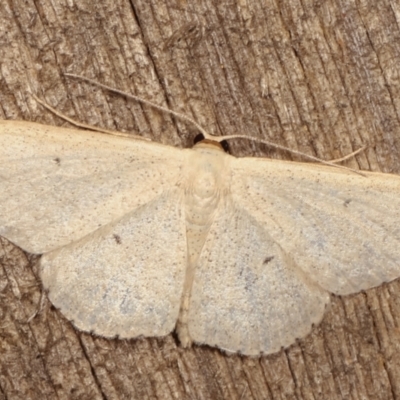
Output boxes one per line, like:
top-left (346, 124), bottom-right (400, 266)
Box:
top-left (32, 95), bottom-right (149, 141)
top-left (64, 73), bottom-right (366, 175)
top-left (219, 134), bottom-right (367, 175)
top-left (65, 73), bottom-right (211, 139)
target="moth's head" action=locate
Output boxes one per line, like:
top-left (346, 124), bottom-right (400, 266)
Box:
top-left (193, 133), bottom-right (230, 153)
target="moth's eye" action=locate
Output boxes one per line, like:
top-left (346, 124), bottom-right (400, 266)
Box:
top-left (220, 140), bottom-right (230, 153)
top-left (193, 133), bottom-right (205, 144)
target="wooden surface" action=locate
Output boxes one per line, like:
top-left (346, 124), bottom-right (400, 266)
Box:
top-left (1, 0), bottom-right (400, 399)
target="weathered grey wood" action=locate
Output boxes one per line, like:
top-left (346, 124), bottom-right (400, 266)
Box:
top-left (1, 0), bottom-right (400, 399)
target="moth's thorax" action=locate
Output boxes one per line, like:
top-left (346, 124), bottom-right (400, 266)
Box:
top-left (184, 144), bottom-right (230, 227)
top-left (183, 144), bottom-right (230, 263)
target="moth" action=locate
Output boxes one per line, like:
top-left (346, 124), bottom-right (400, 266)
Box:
top-left (1, 78), bottom-right (400, 356)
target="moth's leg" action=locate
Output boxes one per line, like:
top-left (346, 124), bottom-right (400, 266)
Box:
top-left (328, 146), bottom-right (367, 163)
